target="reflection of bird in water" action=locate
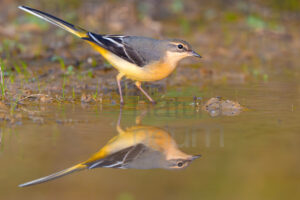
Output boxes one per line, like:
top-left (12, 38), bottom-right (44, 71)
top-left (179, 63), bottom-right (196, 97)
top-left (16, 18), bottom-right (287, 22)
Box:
top-left (19, 110), bottom-right (201, 187)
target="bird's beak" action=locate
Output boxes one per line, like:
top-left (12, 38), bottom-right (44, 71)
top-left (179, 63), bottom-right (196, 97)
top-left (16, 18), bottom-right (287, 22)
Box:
top-left (191, 154), bottom-right (201, 161)
top-left (190, 50), bottom-right (202, 58)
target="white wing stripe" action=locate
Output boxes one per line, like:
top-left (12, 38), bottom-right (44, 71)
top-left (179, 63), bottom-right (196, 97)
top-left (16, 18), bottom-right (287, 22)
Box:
top-left (102, 161), bottom-right (123, 168)
top-left (107, 35), bottom-right (125, 38)
top-left (88, 32), bottom-right (104, 46)
top-left (103, 36), bottom-right (123, 47)
top-left (121, 40), bottom-right (135, 64)
top-left (88, 160), bottom-right (104, 169)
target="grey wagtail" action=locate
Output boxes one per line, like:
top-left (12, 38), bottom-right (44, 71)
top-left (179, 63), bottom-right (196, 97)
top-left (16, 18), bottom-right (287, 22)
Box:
top-left (19, 6), bottom-right (201, 104)
top-left (19, 110), bottom-right (200, 187)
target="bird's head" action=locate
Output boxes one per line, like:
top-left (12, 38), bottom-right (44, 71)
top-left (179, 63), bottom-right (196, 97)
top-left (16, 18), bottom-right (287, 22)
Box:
top-left (162, 39), bottom-right (201, 65)
top-left (167, 154), bottom-right (201, 169)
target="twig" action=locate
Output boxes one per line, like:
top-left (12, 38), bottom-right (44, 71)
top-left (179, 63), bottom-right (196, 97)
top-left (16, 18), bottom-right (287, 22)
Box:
top-left (17, 94), bottom-right (45, 103)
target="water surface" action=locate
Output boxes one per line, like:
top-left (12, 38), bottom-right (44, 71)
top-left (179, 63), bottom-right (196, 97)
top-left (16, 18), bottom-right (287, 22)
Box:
top-left (0, 76), bottom-right (299, 200)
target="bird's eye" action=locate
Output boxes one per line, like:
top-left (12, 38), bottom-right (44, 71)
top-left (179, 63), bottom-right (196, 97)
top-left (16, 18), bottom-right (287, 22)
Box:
top-left (177, 161), bottom-right (183, 167)
top-left (177, 44), bottom-right (183, 49)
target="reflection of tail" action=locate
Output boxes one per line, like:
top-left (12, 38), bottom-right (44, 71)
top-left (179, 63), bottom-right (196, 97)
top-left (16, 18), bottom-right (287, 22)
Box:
top-left (18, 6), bottom-right (88, 38)
top-left (19, 163), bottom-right (86, 187)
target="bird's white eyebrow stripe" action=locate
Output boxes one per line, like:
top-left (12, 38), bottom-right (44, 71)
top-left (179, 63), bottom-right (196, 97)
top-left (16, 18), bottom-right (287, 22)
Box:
top-left (88, 32), bottom-right (104, 45)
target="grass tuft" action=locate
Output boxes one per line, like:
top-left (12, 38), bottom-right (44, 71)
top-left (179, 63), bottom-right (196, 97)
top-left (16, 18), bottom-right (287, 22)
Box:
top-left (0, 60), bottom-right (6, 100)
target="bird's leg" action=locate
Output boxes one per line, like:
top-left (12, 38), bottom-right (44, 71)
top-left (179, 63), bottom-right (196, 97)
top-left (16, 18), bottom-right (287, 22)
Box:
top-left (135, 81), bottom-right (156, 104)
top-left (116, 106), bottom-right (125, 135)
top-left (116, 73), bottom-right (124, 105)
top-left (117, 105), bottom-right (123, 127)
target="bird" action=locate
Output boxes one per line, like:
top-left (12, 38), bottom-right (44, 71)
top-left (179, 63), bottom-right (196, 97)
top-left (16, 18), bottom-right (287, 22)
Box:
top-left (18, 5), bottom-right (202, 104)
top-left (19, 109), bottom-right (201, 187)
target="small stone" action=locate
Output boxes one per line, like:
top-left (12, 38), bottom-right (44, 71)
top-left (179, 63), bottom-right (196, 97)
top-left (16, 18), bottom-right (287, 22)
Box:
top-left (81, 93), bottom-right (93, 103)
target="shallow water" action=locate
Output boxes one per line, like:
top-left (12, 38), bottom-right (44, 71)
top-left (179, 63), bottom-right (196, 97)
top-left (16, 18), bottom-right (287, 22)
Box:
top-left (0, 76), bottom-right (299, 200)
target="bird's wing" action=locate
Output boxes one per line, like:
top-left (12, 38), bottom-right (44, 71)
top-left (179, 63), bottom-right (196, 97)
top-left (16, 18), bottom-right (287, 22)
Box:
top-left (84, 33), bottom-right (155, 67)
top-left (86, 144), bottom-right (147, 169)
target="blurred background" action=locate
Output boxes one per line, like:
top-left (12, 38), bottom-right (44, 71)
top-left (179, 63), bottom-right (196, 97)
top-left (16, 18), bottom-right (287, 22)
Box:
top-left (1, 0), bottom-right (299, 92)
top-left (0, 0), bottom-right (299, 200)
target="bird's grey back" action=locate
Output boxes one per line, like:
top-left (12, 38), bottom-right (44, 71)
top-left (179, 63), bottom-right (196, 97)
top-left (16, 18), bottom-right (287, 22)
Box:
top-left (125, 145), bottom-right (169, 169)
top-left (123, 36), bottom-right (165, 65)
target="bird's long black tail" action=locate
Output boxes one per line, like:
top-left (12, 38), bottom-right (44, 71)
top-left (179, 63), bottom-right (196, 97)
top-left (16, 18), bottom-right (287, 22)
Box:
top-left (19, 163), bottom-right (86, 187)
top-left (19, 5), bottom-right (88, 38)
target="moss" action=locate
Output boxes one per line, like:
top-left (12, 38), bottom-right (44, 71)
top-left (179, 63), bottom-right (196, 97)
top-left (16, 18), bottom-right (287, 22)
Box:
top-left (268, 0), bottom-right (300, 12)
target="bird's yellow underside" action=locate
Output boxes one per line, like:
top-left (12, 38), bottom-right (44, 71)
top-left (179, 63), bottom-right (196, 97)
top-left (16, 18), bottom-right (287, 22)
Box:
top-left (88, 42), bottom-right (177, 82)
